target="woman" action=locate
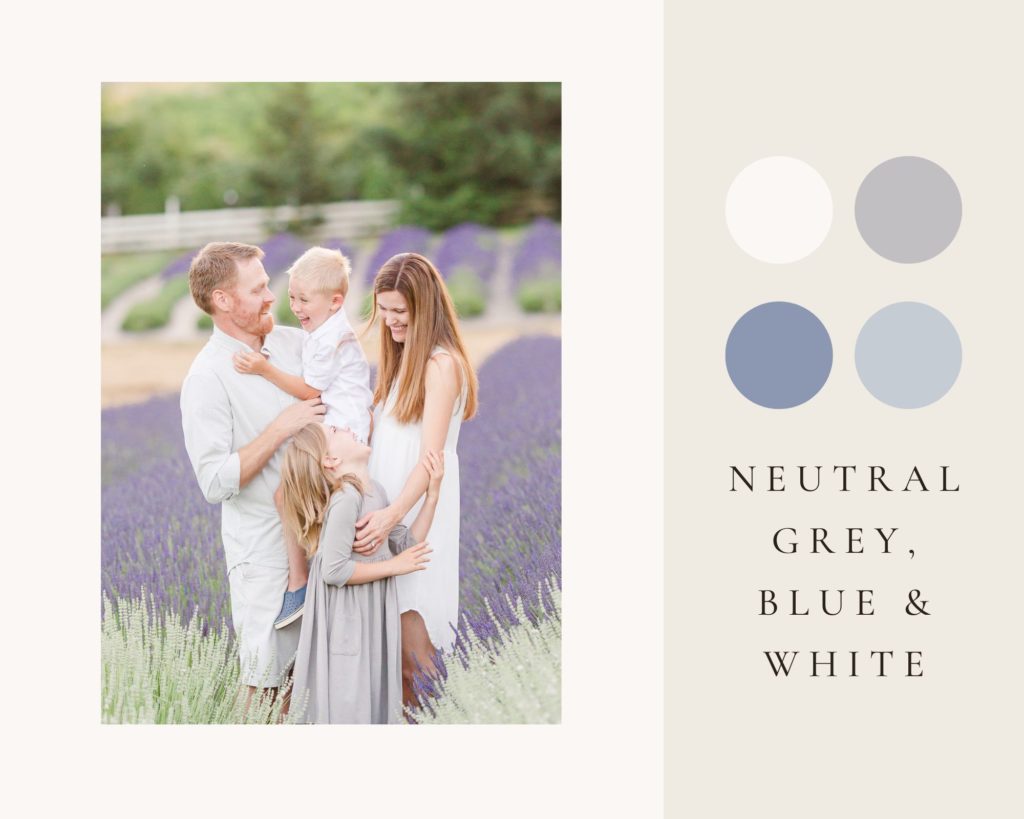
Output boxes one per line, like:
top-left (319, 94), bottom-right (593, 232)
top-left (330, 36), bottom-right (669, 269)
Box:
top-left (353, 252), bottom-right (478, 707)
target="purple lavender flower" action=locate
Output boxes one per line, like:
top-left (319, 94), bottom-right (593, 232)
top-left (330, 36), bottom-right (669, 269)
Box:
top-left (455, 335), bottom-right (561, 643)
top-left (364, 226), bottom-right (432, 285)
top-left (320, 237), bottom-right (358, 270)
top-left (159, 249), bottom-right (200, 281)
top-left (101, 337), bottom-right (562, 650)
top-left (102, 395), bottom-right (227, 629)
top-left (260, 233), bottom-right (310, 281)
top-left (433, 223), bottom-right (499, 284)
top-left (510, 218), bottom-right (561, 287)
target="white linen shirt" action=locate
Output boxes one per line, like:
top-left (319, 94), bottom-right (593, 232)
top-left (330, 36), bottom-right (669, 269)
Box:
top-left (180, 324), bottom-right (305, 572)
top-left (301, 308), bottom-right (373, 443)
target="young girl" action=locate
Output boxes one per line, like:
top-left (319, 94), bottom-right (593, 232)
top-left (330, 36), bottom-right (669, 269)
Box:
top-left (279, 422), bottom-right (443, 724)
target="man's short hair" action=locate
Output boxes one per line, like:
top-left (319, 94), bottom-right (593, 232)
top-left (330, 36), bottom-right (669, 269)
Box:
top-left (188, 242), bottom-right (265, 315)
top-left (287, 247), bottom-right (351, 298)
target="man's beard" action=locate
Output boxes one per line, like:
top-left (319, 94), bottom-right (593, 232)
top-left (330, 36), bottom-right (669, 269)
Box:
top-left (256, 311), bottom-right (274, 336)
top-left (231, 306), bottom-right (274, 337)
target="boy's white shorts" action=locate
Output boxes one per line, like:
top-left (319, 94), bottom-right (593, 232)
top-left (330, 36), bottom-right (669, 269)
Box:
top-left (227, 562), bottom-right (300, 688)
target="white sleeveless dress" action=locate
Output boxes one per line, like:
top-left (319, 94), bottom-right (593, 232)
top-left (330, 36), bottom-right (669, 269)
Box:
top-left (368, 347), bottom-right (465, 652)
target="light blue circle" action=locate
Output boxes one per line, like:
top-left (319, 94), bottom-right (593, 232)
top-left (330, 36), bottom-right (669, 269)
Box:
top-left (725, 302), bottom-right (833, 409)
top-left (855, 302), bottom-right (962, 408)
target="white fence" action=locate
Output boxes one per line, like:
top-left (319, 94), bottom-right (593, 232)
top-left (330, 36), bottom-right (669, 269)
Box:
top-left (101, 199), bottom-right (400, 254)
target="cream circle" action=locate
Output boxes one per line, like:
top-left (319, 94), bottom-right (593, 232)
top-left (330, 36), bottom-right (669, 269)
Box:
top-left (725, 156), bottom-right (833, 264)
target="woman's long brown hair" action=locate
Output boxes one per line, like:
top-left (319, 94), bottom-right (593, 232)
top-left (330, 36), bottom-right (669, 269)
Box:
top-left (368, 252), bottom-right (478, 424)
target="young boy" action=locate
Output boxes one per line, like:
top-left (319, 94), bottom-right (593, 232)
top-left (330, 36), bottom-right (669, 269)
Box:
top-left (233, 246), bottom-right (374, 627)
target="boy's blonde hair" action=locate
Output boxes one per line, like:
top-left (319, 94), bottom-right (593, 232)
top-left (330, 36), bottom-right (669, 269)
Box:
top-left (279, 423), bottom-right (364, 558)
top-left (287, 246), bottom-right (351, 298)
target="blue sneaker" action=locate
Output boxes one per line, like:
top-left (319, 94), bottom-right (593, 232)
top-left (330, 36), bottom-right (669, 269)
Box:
top-left (274, 586), bottom-right (306, 629)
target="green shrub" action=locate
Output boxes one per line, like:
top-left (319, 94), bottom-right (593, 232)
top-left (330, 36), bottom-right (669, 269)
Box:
top-left (360, 291), bottom-right (374, 320)
top-left (101, 592), bottom-right (307, 724)
top-left (408, 581), bottom-right (561, 724)
top-left (447, 269), bottom-right (486, 318)
top-left (196, 313), bottom-right (213, 331)
top-left (101, 250), bottom-right (177, 309)
top-left (517, 278), bottom-right (561, 313)
top-left (121, 276), bottom-right (190, 332)
top-left (274, 283), bottom-right (300, 327)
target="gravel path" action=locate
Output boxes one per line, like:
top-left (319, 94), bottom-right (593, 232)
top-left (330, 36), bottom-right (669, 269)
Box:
top-left (102, 277), bottom-right (165, 343)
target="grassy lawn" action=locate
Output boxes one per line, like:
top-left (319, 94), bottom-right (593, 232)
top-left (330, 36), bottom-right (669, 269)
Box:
top-left (121, 275), bottom-right (191, 332)
top-left (101, 250), bottom-right (178, 310)
top-left (517, 278), bottom-right (561, 313)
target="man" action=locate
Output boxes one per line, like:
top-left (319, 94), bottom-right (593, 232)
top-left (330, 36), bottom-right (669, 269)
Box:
top-left (180, 241), bottom-right (324, 703)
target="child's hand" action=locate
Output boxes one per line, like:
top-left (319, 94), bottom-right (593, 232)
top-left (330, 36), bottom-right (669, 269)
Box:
top-left (233, 351), bottom-right (268, 375)
top-left (392, 542), bottom-right (431, 576)
top-left (423, 450), bottom-right (445, 498)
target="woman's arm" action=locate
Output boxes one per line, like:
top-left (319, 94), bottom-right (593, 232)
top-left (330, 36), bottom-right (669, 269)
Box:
top-left (388, 451), bottom-right (444, 552)
top-left (353, 354), bottom-right (460, 553)
top-left (233, 351), bottom-right (321, 401)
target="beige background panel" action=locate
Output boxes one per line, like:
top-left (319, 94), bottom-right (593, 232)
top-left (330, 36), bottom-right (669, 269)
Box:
top-left (668, 2), bottom-right (1022, 815)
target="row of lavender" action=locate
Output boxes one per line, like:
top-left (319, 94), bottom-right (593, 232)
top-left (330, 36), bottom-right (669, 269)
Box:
top-left (150, 219), bottom-right (560, 316)
top-left (101, 336), bottom-right (562, 641)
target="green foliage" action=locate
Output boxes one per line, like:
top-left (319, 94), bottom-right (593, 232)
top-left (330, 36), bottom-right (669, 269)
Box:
top-left (101, 250), bottom-right (177, 309)
top-left (360, 291), bottom-right (374, 321)
top-left (196, 313), bottom-right (213, 331)
top-left (517, 278), bottom-right (562, 313)
top-left (447, 268), bottom-right (487, 318)
top-left (408, 581), bottom-right (561, 724)
top-left (275, 283), bottom-right (300, 327)
top-left (102, 585), bottom-right (559, 725)
top-left (101, 593), bottom-right (307, 724)
top-left (380, 83), bottom-right (562, 230)
top-left (249, 84), bottom-right (332, 208)
top-left (121, 276), bottom-right (190, 332)
top-left (101, 83), bottom-right (560, 229)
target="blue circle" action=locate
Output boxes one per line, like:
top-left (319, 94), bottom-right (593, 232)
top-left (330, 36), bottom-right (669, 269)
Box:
top-left (726, 302), bottom-right (833, 409)
top-left (855, 302), bottom-right (961, 408)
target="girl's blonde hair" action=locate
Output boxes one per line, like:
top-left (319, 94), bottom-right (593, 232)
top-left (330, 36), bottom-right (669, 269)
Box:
top-left (279, 423), bottom-right (364, 558)
top-left (368, 252), bottom-right (478, 424)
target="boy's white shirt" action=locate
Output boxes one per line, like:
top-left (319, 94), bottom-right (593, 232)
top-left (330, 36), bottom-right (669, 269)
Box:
top-left (301, 307), bottom-right (373, 443)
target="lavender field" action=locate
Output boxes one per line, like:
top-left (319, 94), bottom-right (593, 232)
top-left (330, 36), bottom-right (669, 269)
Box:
top-left (101, 335), bottom-right (562, 722)
top-left (104, 219), bottom-right (562, 343)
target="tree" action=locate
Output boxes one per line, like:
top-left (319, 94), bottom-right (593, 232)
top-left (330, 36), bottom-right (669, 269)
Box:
top-left (358, 83), bottom-right (561, 230)
top-left (247, 83), bottom-right (332, 207)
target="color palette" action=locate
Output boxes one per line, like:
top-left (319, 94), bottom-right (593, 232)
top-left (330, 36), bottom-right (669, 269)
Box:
top-left (725, 157), bottom-right (832, 264)
top-left (725, 156), bottom-right (962, 408)
top-left (725, 302), bottom-right (833, 409)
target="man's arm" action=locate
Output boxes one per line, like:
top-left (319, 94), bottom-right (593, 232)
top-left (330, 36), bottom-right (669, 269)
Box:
top-left (182, 370), bottom-right (326, 501)
top-left (181, 372), bottom-right (240, 503)
top-left (238, 397), bottom-right (327, 487)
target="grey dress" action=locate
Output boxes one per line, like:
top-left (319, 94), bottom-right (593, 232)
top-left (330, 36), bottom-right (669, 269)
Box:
top-left (291, 481), bottom-right (413, 724)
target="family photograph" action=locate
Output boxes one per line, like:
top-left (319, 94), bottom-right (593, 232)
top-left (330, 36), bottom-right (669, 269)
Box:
top-left (100, 82), bottom-right (562, 724)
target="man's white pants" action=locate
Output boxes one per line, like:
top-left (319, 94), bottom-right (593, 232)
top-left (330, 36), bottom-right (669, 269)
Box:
top-left (227, 562), bottom-right (300, 688)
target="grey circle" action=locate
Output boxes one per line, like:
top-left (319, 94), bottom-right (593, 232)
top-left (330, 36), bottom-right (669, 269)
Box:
top-left (725, 302), bottom-right (833, 409)
top-left (855, 156), bottom-right (962, 263)
top-left (855, 302), bottom-right (962, 408)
